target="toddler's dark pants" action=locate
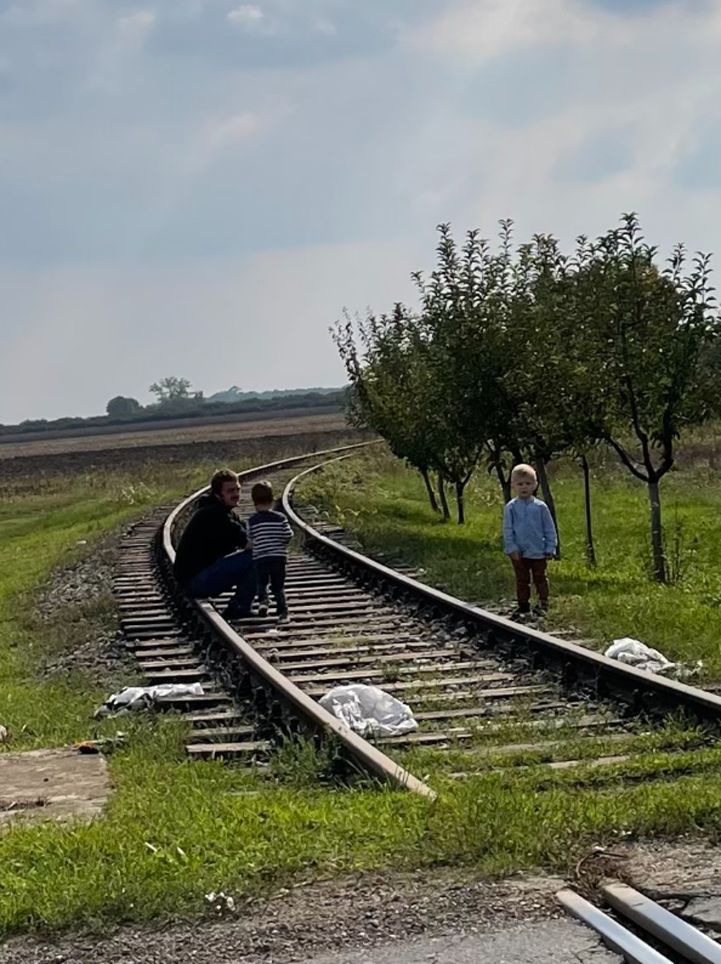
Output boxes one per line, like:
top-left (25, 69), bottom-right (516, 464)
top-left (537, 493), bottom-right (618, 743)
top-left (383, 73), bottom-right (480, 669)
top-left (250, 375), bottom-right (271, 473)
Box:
top-left (511, 556), bottom-right (549, 608)
top-left (256, 557), bottom-right (287, 618)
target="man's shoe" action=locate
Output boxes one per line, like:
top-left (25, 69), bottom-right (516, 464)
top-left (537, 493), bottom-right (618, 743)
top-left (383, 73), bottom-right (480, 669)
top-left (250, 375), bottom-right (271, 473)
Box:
top-left (223, 604), bottom-right (252, 620)
top-left (257, 603), bottom-right (268, 618)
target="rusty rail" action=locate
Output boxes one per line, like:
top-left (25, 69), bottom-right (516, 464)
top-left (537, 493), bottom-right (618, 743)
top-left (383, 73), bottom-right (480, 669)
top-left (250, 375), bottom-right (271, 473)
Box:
top-left (161, 441), bottom-right (436, 800)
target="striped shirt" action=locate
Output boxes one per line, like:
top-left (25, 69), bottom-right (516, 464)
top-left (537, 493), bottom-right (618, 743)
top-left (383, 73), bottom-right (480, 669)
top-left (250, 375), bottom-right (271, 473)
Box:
top-left (246, 509), bottom-right (293, 560)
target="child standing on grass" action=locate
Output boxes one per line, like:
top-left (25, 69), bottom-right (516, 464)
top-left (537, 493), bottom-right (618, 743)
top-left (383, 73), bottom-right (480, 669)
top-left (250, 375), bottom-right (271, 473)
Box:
top-left (503, 463), bottom-right (558, 619)
top-left (247, 480), bottom-right (293, 625)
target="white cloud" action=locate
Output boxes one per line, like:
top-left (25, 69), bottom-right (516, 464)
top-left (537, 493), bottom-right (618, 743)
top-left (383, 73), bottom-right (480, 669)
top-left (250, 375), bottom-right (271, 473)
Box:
top-left (313, 17), bottom-right (337, 36)
top-left (1, 0), bottom-right (87, 27)
top-left (175, 110), bottom-right (263, 179)
top-left (401, 0), bottom-right (721, 246)
top-left (116, 10), bottom-right (156, 43)
top-left (410, 0), bottom-right (598, 61)
top-left (410, 0), bottom-right (721, 63)
top-left (226, 4), bottom-right (264, 28)
top-left (209, 111), bottom-right (260, 146)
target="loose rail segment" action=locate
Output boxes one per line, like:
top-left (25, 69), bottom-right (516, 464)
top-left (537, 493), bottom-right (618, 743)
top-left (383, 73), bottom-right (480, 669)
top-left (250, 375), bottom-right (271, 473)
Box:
top-left (559, 882), bottom-right (721, 964)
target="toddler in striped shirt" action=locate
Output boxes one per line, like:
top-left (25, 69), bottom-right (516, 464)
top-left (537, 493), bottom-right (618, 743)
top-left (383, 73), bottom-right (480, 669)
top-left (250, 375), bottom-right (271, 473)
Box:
top-left (247, 480), bottom-right (293, 624)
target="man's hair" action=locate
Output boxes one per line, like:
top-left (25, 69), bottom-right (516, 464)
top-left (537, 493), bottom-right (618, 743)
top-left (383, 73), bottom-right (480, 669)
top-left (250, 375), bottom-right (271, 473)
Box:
top-left (210, 468), bottom-right (238, 495)
top-left (251, 480), bottom-right (274, 505)
top-left (511, 463), bottom-right (537, 482)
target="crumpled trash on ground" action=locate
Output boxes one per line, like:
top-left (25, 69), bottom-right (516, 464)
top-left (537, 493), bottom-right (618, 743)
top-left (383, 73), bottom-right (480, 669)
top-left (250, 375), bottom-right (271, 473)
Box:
top-left (205, 891), bottom-right (236, 914)
top-left (0, 724), bottom-right (8, 744)
top-left (319, 684), bottom-right (418, 738)
top-left (73, 733), bottom-right (128, 754)
top-left (604, 638), bottom-right (677, 676)
top-left (94, 683), bottom-right (204, 718)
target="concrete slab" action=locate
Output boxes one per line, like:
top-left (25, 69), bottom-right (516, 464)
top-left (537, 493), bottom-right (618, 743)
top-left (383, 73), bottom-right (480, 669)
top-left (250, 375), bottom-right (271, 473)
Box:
top-left (0, 747), bottom-right (110, 828)
top-left (302, 918), bottom-right (622, 964)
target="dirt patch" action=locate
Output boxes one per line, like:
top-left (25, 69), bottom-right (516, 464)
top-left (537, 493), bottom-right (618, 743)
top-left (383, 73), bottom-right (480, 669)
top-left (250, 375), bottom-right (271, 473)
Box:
top-left (624, 838), bottom-right (721, 898)
top-left (0, 868), bottom-right (567, 963)
top-left (0, 411), bottom-right (350, 460)
top-left (0, 747), bottom-right (109, 829)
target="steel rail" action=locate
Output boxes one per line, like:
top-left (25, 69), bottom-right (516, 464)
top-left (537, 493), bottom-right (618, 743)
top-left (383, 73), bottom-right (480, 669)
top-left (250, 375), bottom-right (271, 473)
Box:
top-left (601, 882), bottom-right (721, 964)
top-left (161, 440), bottom-right (436, 801)
top-left (557, 889), bottom-right (673, 963)
top-left (283, 455), bottom-right (721, 727)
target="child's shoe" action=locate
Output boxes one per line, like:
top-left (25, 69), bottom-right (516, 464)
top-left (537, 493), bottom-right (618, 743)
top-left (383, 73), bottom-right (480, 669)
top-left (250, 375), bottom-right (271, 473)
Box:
top-left (532, 602), bottom-right (548, 617)
top-left (510, 604), bottom-right (530, 621)
top-left (277, 613), bottom-right (290, 625)
top-left (257, 603), bottom-right (268, 618)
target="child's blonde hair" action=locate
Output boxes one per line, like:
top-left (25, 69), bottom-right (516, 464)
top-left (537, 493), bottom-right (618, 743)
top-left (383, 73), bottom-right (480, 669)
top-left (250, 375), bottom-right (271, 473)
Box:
top-left (511, 463), bottom-right (537, 482)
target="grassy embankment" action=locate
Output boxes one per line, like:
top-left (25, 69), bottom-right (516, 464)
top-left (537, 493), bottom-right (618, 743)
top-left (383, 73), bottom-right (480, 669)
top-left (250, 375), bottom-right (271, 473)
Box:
top-left (300, 446), bottom-right (721, 674)
top-left (3, 437), bottom-right (721, 934)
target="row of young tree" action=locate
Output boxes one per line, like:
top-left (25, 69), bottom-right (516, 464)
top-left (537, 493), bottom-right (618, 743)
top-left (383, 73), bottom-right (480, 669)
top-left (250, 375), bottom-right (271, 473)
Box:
top-left (334, 214), bottom-right (720, 583)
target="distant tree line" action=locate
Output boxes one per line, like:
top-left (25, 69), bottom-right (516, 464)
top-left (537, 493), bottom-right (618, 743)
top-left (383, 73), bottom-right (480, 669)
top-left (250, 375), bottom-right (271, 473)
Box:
top-left (0, 381), bottom-right (346, 439)
top-left (335, 213), bottom-right (721, 583)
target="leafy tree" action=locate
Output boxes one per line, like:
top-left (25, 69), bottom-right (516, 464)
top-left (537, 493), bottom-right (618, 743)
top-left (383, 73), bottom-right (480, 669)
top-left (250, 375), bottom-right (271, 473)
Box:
top-left (106, 395), bottom-right (141, 419)
top-left (149, 376), bottom-right (193, 402)
top-left (411, 224), bottom-right (511, 523)
top-left (334, 306), bottom-right (449, 517)
top-left (574, 213), bottom-right (719, 582)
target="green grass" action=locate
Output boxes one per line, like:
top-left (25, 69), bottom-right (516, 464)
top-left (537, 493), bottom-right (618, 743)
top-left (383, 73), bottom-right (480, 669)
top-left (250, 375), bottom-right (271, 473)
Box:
top-left (0, 462), bottom-right (206, 749)
top-left (5, 442), bottom-right (721, 936)
top-left (299, 449), bottom-right (721, 675)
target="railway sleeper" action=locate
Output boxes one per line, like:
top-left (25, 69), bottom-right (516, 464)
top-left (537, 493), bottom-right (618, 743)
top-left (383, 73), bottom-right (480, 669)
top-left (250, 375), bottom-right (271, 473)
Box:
top-left (288, 661), bottom-right (502, 686)
top-left (273, 648), bottom-right (471, 672)
top-left (186, 740), bottom-right (273, 761)
top-left (303, 673), bottom-right (525, 698)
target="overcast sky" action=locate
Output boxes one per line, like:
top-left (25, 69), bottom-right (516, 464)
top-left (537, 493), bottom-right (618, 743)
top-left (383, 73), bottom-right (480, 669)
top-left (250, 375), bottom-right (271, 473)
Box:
top-left (1, 0), bottom-right (720, 422)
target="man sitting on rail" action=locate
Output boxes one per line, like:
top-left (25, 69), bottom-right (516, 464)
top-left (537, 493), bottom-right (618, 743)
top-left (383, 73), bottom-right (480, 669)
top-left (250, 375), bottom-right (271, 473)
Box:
top-left (173, 468), bottom-right (255, 619)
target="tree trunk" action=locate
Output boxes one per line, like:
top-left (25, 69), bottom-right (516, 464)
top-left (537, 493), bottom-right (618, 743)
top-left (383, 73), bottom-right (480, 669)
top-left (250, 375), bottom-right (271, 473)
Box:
top-left (580, 454), bottom-right (596, 568)
top-left (534, 457), bottom-right (561, 559)
top-left (454, 480), bottom-right (466, 524)
top-left (420, 467), bottom-right (440, 514)
top-left (437, 473), bottom-right (450, 521)
top-left (648, 478), bottom-right (667, 583)
top-left (494, 463), bottom-right (512, 503)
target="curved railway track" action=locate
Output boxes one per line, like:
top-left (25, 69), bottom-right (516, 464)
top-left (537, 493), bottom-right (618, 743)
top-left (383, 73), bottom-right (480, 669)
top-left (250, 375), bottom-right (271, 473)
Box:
top-left (115, 444), bottom-right (721, 798)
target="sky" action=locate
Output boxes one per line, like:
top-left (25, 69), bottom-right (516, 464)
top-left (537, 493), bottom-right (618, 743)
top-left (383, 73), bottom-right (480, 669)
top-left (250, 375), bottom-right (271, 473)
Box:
top-left (1, 0), bottom-right (720, 422)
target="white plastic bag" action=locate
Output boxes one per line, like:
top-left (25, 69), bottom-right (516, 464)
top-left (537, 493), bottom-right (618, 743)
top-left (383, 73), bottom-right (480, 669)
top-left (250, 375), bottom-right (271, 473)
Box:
top-left (94, 683), bottom-right (204, 718)
top-left (604, 638), bottom-right (675, 676)
top-left (319, 684), bottom-right (418, 738)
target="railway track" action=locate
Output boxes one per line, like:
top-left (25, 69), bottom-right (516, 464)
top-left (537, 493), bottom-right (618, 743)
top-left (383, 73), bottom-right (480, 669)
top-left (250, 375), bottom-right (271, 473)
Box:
top-left (115, 444), bottom-right (721, 797)
top-left (559, 882), bottom-right (721, 963)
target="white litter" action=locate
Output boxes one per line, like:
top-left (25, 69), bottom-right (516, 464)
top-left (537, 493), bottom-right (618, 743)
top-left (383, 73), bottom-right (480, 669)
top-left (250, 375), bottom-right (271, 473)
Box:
top-left (94, 683), bottom-right (204, 718)
top-left (0, 724), bottom-right (8, 744)
top-left (604, 638), bottom-right (676, 676)
top-left (319, 684), bottom-right (418, 738)
top-left (205, 891), bottom-right (236, 914)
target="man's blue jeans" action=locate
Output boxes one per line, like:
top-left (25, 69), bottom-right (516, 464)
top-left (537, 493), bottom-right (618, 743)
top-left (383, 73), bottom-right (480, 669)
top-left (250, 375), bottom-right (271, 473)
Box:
top-left (187, 550), bottom-right (255, 613)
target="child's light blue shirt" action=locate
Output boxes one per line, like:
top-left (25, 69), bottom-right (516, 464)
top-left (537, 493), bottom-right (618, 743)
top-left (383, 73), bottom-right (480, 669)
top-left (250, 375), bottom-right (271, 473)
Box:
top-left (503, 496), bottom-right (558, 559)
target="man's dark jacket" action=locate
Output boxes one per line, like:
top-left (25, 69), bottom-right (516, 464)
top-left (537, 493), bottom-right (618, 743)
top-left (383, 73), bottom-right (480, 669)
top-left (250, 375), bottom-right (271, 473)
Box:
top-left (173, 494), bottom-right (248, 586)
